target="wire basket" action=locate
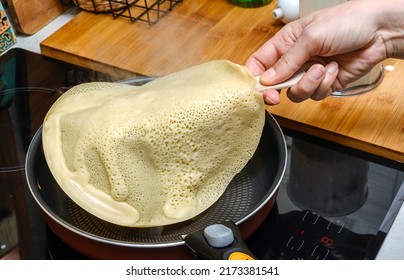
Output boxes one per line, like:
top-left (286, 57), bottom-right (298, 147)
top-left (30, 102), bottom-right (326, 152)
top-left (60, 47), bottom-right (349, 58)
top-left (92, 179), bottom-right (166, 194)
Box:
top-left (71, 0), bottom-right (183, 25)
top-left (72, 0), bottom-right (132, 12)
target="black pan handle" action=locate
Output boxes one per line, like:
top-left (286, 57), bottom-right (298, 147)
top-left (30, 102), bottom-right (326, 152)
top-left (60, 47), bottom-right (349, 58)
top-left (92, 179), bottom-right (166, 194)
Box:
top-left (182, 221), bottom-right (256, 260)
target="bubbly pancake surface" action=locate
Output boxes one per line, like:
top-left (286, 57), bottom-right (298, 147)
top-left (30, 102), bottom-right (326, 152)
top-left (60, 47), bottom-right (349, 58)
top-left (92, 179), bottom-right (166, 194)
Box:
top-left (42, 60), bottom-right (265, 227)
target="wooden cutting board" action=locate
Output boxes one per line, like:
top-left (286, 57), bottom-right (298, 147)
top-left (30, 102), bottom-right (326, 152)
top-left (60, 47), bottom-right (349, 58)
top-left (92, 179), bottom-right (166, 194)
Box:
top-left (269, 58), bottom-right (404, 163)
top-left (7, 0), bottom-right (70, 35)
top-left (40, 1), bottom-right (283, 76)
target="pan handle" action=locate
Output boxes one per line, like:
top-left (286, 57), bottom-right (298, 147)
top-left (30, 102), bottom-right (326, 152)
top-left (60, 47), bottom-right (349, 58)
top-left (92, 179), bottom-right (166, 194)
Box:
top-left (182, 221), bottom-right (256, 260)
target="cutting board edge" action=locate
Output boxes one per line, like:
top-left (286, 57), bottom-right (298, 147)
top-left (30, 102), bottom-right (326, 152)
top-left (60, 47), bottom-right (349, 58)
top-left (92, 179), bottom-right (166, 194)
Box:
top-left (7, 0), bottom-right (71, 35)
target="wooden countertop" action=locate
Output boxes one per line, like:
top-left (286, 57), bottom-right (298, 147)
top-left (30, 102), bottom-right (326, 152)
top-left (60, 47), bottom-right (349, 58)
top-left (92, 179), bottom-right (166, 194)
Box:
top-left (40, 1), bottom-right (283, 76)
top-left (270, 58), bottom-right (404, 163)
top-left (40, 0), bottom-right (403, 163)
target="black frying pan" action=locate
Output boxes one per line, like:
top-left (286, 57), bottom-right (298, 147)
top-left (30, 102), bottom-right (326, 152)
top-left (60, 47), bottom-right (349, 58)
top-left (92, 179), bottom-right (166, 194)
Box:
top-left (25, 112), bottom-right (287, 259)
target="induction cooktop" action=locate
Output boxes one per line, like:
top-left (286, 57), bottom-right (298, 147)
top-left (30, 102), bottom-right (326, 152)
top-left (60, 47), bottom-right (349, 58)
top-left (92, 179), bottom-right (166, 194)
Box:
top-left (1, 48), bottom-right (403, 260)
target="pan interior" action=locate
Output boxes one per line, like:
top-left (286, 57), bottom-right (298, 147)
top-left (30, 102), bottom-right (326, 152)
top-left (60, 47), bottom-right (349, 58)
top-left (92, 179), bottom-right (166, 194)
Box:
top-left (28, 113), bottom-right (284, 245)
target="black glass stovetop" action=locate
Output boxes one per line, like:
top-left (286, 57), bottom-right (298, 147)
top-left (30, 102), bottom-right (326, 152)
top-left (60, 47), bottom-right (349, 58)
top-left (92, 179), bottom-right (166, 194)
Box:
top-left (1, 48), bottom-right (403, 260)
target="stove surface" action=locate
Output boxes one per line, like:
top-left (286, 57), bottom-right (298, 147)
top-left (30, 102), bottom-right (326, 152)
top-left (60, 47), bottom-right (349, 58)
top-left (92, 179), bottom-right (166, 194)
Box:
top-left (1, 48), bottom-right (403, 260)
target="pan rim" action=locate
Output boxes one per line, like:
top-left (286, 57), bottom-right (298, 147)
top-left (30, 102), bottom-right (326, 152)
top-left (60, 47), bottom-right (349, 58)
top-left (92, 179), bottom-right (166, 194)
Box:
top-left (25, 127), bottom-right (190, 248)
top-left (25, 112), bottom-right (287, 249)
top-left (235, 112), bottom-right (286, 224)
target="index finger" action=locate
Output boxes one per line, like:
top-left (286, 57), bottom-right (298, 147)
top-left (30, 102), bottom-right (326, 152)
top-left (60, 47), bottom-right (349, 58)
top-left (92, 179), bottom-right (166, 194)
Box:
top-left (245, 35), bottom-right (286, 76)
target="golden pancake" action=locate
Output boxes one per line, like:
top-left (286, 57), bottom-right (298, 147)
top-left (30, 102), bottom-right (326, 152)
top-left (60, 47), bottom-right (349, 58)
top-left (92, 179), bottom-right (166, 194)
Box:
top-left (42, 60), bottom-right (265, 227)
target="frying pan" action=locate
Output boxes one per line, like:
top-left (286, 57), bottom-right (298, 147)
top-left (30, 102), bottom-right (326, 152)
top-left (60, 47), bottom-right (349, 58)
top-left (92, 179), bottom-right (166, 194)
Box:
top-left (25, 111), bottom-right (287, 259)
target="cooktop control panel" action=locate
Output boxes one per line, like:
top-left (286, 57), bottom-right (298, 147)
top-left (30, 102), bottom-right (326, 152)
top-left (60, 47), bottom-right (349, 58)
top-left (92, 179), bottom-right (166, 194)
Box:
top-left (279, 210), bottom-right (385, 260)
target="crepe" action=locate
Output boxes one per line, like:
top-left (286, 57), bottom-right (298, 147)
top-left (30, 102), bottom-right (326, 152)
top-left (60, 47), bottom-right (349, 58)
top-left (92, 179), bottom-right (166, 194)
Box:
top-left (42, 60), bottom-right (265, 227)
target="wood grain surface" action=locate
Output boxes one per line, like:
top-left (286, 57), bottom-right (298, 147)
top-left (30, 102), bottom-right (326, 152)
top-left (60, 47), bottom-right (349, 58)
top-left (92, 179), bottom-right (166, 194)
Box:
top-left (269, 59), bottom-right (404, 163)
top-left (39, 0), bottom-right (403, 163)
top-left (7, 0), bottom-right (70, 35)
top-left (40, 0), bottom-right (283, 76)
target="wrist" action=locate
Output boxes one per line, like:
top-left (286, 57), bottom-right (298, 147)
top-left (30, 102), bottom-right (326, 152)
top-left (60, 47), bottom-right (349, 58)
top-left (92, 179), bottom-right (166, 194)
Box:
top-left (373, 0), bottom-right (404, 59)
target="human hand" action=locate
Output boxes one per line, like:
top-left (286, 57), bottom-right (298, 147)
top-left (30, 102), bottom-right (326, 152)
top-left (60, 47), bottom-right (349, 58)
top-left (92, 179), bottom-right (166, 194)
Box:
top-left (246, 0), bottom-right (401, 105)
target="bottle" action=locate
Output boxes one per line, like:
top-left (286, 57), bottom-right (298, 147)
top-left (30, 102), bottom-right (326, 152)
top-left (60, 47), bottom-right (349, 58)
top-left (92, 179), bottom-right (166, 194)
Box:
top-left (231, 0), bottom-right (272, 8)
top-left (272, 0), bottom-right (299, 23)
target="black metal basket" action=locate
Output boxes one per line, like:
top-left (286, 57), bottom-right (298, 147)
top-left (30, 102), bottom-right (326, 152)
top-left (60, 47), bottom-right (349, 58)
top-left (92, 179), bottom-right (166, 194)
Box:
top-left (68, 0), bottom-right (183, 25)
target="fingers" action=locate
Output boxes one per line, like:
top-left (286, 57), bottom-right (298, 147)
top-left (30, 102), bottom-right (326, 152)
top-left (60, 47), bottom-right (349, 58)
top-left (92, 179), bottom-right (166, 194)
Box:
top-left (286, 62), bottom-right (339, 103)
top-left (311, 61), bottom-right (339, 100)
top-left (262, 90), bottom-right (281, 105)
top-left (245, 56), bottom-right (267, 77)
top-left (245, 22), bottom-right (306, 78)
top-left (260, 62), bottom-right (339, 105)
top-left (245, 37), bottom-right (285, 77)
top-left (260, 29), bottom-right (316, 85)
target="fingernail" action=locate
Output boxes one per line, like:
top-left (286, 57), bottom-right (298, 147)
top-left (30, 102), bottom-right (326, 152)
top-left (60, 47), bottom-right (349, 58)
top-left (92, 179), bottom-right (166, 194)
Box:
top-left (326, 62), bottom-right (338, 74)
top-left (309, 65), bottom-right (326, 82)
top-left (264, 91), bottom-right (280, 105)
